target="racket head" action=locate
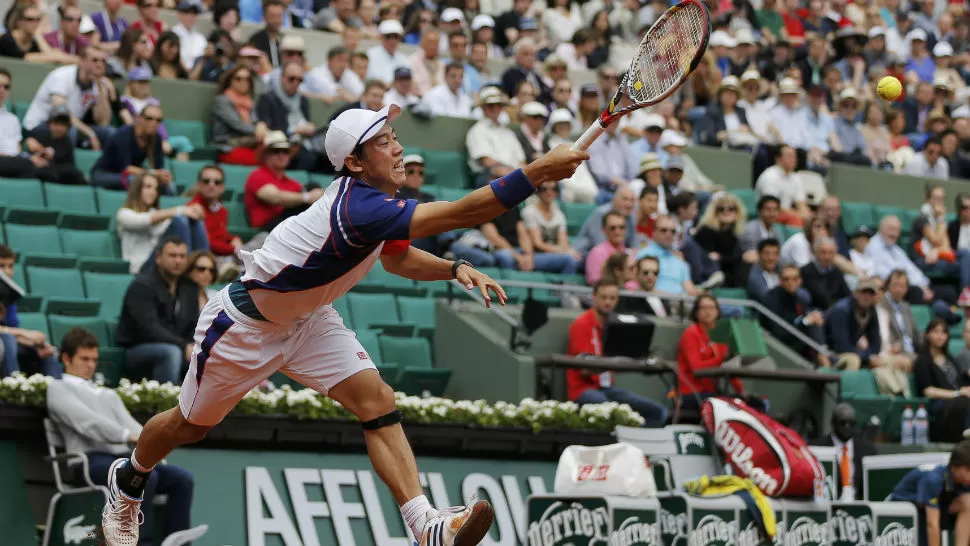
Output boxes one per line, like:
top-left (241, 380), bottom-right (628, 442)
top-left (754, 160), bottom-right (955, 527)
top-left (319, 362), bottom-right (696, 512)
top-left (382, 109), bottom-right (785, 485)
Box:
top-left (599, 0), bottom-right (711, 126)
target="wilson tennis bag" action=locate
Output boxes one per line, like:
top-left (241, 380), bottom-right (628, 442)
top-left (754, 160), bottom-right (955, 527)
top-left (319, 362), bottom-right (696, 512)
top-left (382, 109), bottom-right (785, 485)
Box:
top-left (701, 397), bottom-right (825, 498)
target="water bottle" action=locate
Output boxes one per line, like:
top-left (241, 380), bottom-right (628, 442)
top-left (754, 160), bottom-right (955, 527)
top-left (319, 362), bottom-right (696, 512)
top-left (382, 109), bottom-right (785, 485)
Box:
top-left (901, 405), bottom-right (915, 445)
top-left (915, 405), bottom-right (930, 445)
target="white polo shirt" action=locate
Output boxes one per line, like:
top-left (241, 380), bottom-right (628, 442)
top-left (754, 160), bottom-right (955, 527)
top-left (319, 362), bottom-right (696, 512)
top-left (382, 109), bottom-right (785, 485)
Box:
top-left (423, 84), bottom-right (473, 119)
top-left (465, 117), bottom-right (526, 173)
top-left (0, 109), bottom-right (23, 156)
top-left (755, 165), bottom-right (806, 210)
top-left (22, 65), bottom-right (100, 131)
top-left (303, 65), bottom-right (364, 99)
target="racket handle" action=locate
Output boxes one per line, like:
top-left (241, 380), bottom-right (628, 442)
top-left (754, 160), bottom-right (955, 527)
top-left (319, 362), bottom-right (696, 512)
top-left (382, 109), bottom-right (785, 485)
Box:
top-left (572, 121), bottom-right (606, 151)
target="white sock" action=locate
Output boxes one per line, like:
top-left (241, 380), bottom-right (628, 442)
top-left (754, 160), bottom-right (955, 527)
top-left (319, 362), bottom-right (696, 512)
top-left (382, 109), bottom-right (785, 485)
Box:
top-left (130, 450), bottom-right (155, 473)
top-left (401, 495), bottom-right (433, 540)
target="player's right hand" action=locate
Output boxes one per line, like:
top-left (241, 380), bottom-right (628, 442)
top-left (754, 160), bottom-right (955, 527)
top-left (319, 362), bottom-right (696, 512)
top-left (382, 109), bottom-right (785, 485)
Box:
top-left (526, 145), bottom-right (590, 186)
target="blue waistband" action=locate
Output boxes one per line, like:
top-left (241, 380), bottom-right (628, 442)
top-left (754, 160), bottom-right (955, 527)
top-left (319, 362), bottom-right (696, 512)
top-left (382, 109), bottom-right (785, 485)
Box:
top-left (228, 281), bottom-right (268, 322)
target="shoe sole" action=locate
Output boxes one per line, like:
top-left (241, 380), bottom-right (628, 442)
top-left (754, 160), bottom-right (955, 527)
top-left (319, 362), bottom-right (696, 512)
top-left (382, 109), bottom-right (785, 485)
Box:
top-left (453, 500), bottom-right (495, 546)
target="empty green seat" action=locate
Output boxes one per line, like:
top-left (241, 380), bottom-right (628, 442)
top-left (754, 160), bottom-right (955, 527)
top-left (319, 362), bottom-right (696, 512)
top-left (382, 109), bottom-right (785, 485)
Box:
top-left (842, 202), bottom-right (876, 233)
top-left (172, 160), bottom-right (210, 186)
top-left (503, 270), bottom-right (556, 303)
top-left (16, 312), bottom-right (49, 339)
top-left (60, 229), bottom-right (119, 259)
top-left (346, 293), bottom-right (414, 337)
top-left (285, 170), bottom-right (309, 184)
top-left (562, 202), bottom-right (597, 236)
top-left (11, 101), bottom-right (29, 121)
top-left (357, 264), bottom-right (423, 296)
top-left (5, 223), bottom-right (63, 255)
top-left (732, 189), bottom-right (757, 219)
top-left (82, 272), bottom-right (133, 319)
top-left (711, 287), bottom-right (748, 301)
top-left (357, 330), bottom-right (398, 384)
top-left (0, 178), bottom-right (45, 208)
top-left (26, 266), bottom-right (84, 298)
top-left (165, 119), bottom-right (208, 149)
top-left (380, 336), bottom-right (450, 396)
top-left (95, 188), bottom-right (127, 215)
top-left (397, 296), bottom-right (435, 339)
top-left (97, 347), bottom-right (126, 387)
top-left (224, 200), bottom-right (249, 229)
top-left (710, 318), bottom-right (768, 358)
top-left (422, 150), bottom-right (471, 188)
top-left (910, 305), bottom-right (932, 331)
top-left (220, 164), bottom-right (254, 194)
top-left (840, 369), bottom-right (879, 397)
top-left (44, 184), bottom-right (97, 215)
top-left (48, 315), bottom-right (111, 348)
top-left (73, 149), bottom-right (100, 175)
top-left (158, 195), bottom-right (189, 209)
top-left (78, 258), bottom-right (129, 274)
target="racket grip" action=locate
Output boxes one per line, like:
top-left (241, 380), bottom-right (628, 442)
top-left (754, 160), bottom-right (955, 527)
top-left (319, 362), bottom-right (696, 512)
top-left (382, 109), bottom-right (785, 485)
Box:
top-left (571, 121), bottom-right (606, 151)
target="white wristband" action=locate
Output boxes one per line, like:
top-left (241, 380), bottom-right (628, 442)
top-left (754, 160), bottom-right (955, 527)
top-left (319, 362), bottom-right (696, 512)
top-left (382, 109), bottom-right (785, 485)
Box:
top-left (176, 206), bottom-right (185, 216)
top-left (302, 191), bottom-right (311, 204)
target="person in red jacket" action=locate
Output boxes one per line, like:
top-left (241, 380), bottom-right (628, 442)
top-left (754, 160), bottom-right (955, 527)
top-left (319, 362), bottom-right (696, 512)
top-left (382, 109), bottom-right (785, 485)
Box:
top-left (677, 294), bottom-right (766, 413)
top-left (187, 164), bottom-right (240, 257)
top-left (566, 280), bottom-right (669, 427)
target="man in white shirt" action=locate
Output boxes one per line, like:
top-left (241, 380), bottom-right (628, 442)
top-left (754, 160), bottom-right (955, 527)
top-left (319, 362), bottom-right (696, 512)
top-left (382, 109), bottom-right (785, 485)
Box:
top-left (755, 144), bottom-right (810, 226)
top-left (904, 135), bottom-right (950, 179)
top-left (303, 45), bottom-right (364, 104)
top-left (384, 67), bottom-right (421, 108)
top-left (409, 28), bottom-right (444, 97)
top-left (438, 8), bottom-right (465, 55)
top-left (767, 78), bottom-right (809, 150)
top-left (171, 1), bottom-right (206, 72)
top-left (465, 87), bottom-right (527, 187)
top-left (424, 62), bottom-right (474, 119)
top-left (366, 20), bottom-right (410, 84)
top-left (739, 69), bottom-right (779, 143)
top-left (0, 69), bottom-right (43, 180)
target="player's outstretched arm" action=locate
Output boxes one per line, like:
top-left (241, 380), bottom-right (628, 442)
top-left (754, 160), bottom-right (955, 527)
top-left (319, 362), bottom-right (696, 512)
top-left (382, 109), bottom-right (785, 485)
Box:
top-left (381, 246), bottom-right (507, 306)
top-left (407, 144), bottom-right (589, 240)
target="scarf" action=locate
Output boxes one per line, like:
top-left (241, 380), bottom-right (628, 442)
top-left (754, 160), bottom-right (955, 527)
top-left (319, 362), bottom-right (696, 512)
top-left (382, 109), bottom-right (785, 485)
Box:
top-left (272, 81), bottom-right (307, 134)
top-left (224, 87), bottom-right (254, 124)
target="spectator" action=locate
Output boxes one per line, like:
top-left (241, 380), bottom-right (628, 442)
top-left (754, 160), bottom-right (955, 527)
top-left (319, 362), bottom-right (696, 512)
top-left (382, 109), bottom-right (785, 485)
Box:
top-left (904, 135), bottom-right (949, 179)
top-left (117, 236), bottom-right (199, 383)
top-left (902, 82), bottom-right (935, 134)
top-left (678, 294), bottom-right (766, 412)
top-left (256, 61), bottom-right (319, 171)
top-left (914, 182), bottom-right (959, 271)
top-left (636, 215), bottom-right (702, 296)
top-left (450, 207), bottom-right (534, 270)
top-left (424, 62), bottom-right (474, 118)
top-left (303, 46), bottom-right (364, 104)
top-left (465, 87), bottom-right (526, 187)
top-left (171, 0), bottom-right (205, 71)
top-left (445, 32), bottom-right (475, 95)
top-left (755, 144), bottom-right (809, 227)
top-left (327, 79), bottom-right (387, 121)
top-left (394, 155), bottom-right (443, 255)
top-left (515, 101), bottom-right (549, 163)
top-left (506, 80), bottom-right (539, 125)
top-left (867, 215), bottom-right (943, 306)
top-left (768, 78), bottom-right (809, 153)
top-left (658, 130), bottom-right (717, 197)
top-left (45, 327), bottom-right (206, 545)
top-left (354, 0), bottom-right (378, 38)
top-left (313, 0), bottom-right (361, 33)
top-left (22, 105), bottom-right (87, 185)
top-left (832, 88), bottom-right (874, 166)
top-left (383, 67), bottom-right (420, 108)
top-left (366, 20), bottom-right (409, 84)
top-left (634, 186), bottom-right (659, 248)
top-left (213, 4), bottom-right (242, 43)
top-left (740, 195), bottom-right (782, 262)
top-left (849, 226), bottom-right (876, 277)
top-left (437, 8), bottom-right (466, 55)
top-left (875, 269), bottom-right (923, 375)
top-left (468, 39), bottom-right (495, 91)
top-left (912, 320), bottom-right (970, 442)
top-left (237, 47), bottom-right (271, 86)
top-left (108, 28), bottom-right (151, 78)
top-left (244, 131), bottom-right (324, 232)
top-left (585, 211), bottom-right (629, 285)
top-left (0, 71), bottom-right (59, 182)
top-left (248, 0), bottom-right (284, 67)
top-left (693, 192), bottom-right (746, 288)
top-left (500, 39), bottom-right (550, 102)
top-left (800, 236), bottom-right (851, 310)
top-left (630, 113), bottom-right (666, 164)
top-left (699, 76), bottom-right (754, 148)
top-left (91, 0), bottom-right (130, 52)
top-left (43, 4), bottom-right (88, 58)
top-left (949, 192), bottom-right (970, 253)
top-left (781, 215), bottom-right (831, 268)
top-left (410, 28), bottom-right (442, 97)
top-left (600, 251), bottom-right (636, 288)
top-left (739, 70), bottom-right (778, 143)
top-left (520, 182), bottom-right (582, 274)
top-left (148, 31), bottom-right (188, 80)
top-left (350, 51), bottom-right (369, 82)
top-left (91, 104), bottom-right (172, 191)
top-left (0, 5), bottom-right (73, 63)
top-left (567, 280), bottom-right (669, 427)
top-left (762, 264), bottom-right (830, 367)
top-left (859, 101), bottom-right (893, 167)
top-left (0, 245), bottom-right (60, 378)
top-left (191, 29), bottom-right (235, 84)
top-left (616, 256), bottom-right (669, 316)
top-left (262, 35), bottom-right (307, 92)
top-left (130, 0), bottom-right (165, 48)
top-left (587, 121), bottom-right (636, 204)
top-left (185, 250), bottom-right (218, 308)
top-left (547, 109), bottom-right (599, 204)
top-left (186, 164), bottom-right (242, 263)
top-left (22, 47), bottom-right (114, 150)
top-left (747, 238), bottom-right (782, 303)
top-left (494, 0), bottom-right (531, 51)
top-left (817, 195), bottom-right (851, 257)
top-left (904, 29), bottom-right (934, 84)
top-left (212, 64), bottom-right (269, 166)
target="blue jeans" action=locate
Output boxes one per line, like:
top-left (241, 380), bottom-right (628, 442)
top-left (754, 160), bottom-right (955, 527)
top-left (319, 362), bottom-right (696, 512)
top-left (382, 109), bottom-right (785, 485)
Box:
top-left (575, 387), bottom-right (669, 428)
top-left (124, 342), bottom-right (183, 384)
top-left (91, 169), bottom-right (178, 195)
top-left (450, 244), bottom-right (579, 274)
top-left (0, 333), bottom-right (62, 377)
top-left (139, 216), bottom-right (210, 274)
top-left (917, 249), bottom-right (970, 289)
top-left (70, 125), bottom-right (115, 150)
top-left (88, 453), bottom-right (195, 546)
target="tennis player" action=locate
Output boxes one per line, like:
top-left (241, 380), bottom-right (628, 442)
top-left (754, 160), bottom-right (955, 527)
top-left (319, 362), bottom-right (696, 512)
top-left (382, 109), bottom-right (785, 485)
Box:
top-left (100, 104), bottom-right (588, 546)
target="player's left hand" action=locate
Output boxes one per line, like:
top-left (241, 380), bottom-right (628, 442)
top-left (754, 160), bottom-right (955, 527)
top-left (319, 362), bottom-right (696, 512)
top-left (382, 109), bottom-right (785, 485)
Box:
top-left (456, 265), bottom-right (507, 308)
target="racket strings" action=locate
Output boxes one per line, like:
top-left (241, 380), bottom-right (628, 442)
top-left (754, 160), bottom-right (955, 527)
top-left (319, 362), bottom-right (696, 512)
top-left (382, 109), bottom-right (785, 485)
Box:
top-left (628, 4), bottom-right (707, 104)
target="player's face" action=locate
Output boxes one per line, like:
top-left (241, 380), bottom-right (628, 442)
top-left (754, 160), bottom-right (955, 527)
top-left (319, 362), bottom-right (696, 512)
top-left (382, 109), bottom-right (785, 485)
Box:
top-left (354, 125), bottom-right (405, 188)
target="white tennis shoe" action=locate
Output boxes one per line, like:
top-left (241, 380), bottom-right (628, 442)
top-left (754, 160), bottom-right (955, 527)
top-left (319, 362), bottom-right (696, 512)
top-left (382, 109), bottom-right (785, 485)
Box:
top-left (420, 500), bottom-right (494, 546)
top-left (101, 459), bottom-right (144, 546)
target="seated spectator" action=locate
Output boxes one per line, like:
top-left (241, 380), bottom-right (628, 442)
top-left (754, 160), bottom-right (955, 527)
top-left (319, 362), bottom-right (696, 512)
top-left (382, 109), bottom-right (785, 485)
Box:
top-left (849, 226), bottom-right (876, 278)
top-left (212, 64), bottom-right (269, 166)
top-left (887, 110), bottom-right (911, 153)
top-left (312, 0), bottom-right (362, 33)
top-left (914, 183), bottom-right (970, 287)
top-left (500, 39), bottom-right (550, 102)
top-left (630, 114), bottom-right (665, 163)
top-left (117, 173), bottom-right (208, 274)
top-left (256, 61), bottom-right (319, 171)
top-left (678, 294), bottom-right (766, 412)
top-left (246, 0), bottom-right (283, 68)
top-left (186, 165), bottom-right (241, 263)
top-left (171, 1), bottom-right (205, 71)
top-left (108, 28), bottom-right (152, 79)
top-left (574, 187), bottom-right (636, 256)
top-left (465, 87), bottom-right (526, 188)
top-left (740, 195), bottom-right (782, 263)
top-left (762, 264), bottom-right (830, 367)
top-left (244, 132), bottom-right (324, 232)
top-left (261, 35), bottom-right (307, 93)
top-left (817, 195), bottom-right (850, 257)
top-left (395, 155), bottom-right (445, 256)
top-left (23, 105), bottom-right (87, 185)
top-left (409, 28), bottom-right (443, 97)
top-left (912, 319), bottom-right (970, 442)
top-left (91, 0), bottom-right (129, 52)
top-left (616, 256), bottom-right (669, 316)
top-left (585, 211), bottom-right (629, 285)
top-left (587, 120), bottom-right (636, 204)
top-left (658, 130), bottom-right (718, 196)
top-left (185, 250), bottom-right (218, 308)
top-left (191, 29), bottom-right (235, 84)
top-left (350, 51), bottom-right (369, 83)
top-left (0, 5), bottom-right (73, 63)
top-left (366, 20), bottom-right (409, 84)
top-left (148, 30), bottom-right (189, 79)
top-left (515, 101), bottom-right (549, 163)
top-left (383, 67), bottom-right (421, 108)
top-left (546, 109), bottom-right (598, 204)
top-left (782, 216), bottom-right (831, 268)
top-left (567, 280), bottom-right (669, 427)
top-left (868, 215), bottom-right (954, 306)
top-left (520, 182), bottom-right (582, 274)
top-left (875, 269), bottom-right (923, 376)
top-left (636, 215), bottom-right (702, 296)
top-left (303, 46), bottom-right (364, 104)
top-left (859, 101), bottom-right (892, 167)
top-left (117, 236), bottom-right (199, 383)
top-left (600, 251), bottom-right (637, 289)
top-left (800, 236), bottom-right (851, 310)
top-left (832, 88), bottom-right (874, 167)
top-left (634, 186), bottom-right (660, 249)
top-left (668, 192), bottom-right (722, 288)
top-left (755, 144), bottom-right (809, 227)
top-left (43, 4), bottom-right (88, 58)
top-left (746, 238), bottom-right (781, 303)
top-left (0, 245), bottom-right (60, 378)
top-left (949, 192), bottom-right (970, 253)
top-left (904, 135), bottom-right (949, 179)
top-left (698, 76), bottom-right (755, 148)
top-left (424, 61), bottom-right (474, 119)
top-left (91, 104), bottom-right (173, 192)
top-left (693, 192), bottom-right (746, 288)
top-left (130, 0), bottom-right (166, 47)
top-left (45, 327), bottom-right (207, 545)
top-left (118, 67), bottom-right (191, 159)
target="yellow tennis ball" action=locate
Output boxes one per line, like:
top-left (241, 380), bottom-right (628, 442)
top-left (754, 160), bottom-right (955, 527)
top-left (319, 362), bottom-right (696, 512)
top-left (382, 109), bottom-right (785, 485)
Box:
top-left (877, 76), bottom-right (903, 102)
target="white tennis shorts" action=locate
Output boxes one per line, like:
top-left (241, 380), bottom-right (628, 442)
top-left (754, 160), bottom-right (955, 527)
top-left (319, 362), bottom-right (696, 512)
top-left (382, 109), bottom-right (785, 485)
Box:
top-left (178, 290), bottom-right (376, 426)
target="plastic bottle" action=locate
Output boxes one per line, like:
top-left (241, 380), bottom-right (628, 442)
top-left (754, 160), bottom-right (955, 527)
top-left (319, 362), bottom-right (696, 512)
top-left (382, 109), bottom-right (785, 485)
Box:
top-left (915, 405), bottom-right (930, 445)
top-left (901, 405), bottom-right (915, 445)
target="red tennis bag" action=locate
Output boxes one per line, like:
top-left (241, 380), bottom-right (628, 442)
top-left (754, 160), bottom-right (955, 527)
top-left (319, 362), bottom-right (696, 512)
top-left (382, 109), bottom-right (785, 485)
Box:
top-left (701, 396), bottom-right (825, 498)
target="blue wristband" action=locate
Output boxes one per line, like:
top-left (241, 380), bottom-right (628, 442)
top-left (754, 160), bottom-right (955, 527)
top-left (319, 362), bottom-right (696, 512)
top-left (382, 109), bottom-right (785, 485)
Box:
top-left (489, 169), bottom-right (534, 209)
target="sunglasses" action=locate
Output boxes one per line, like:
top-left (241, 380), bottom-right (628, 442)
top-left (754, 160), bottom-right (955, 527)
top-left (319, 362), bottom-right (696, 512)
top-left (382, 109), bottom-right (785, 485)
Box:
top-left (142, 115), bottom-right (163, 122)
top-left (200, 177), bottom-right (224, 185)
top-left (193, 265), bottom-right (216, 274)
top-left (267, 148), bottom-right (291, 155)
top-left (606, 225), bottom-right (626, 231)
top-left (62, 16), bottom-right (79, 22)
top-left (640, 269), bottom-right (659, 276)
top-left (716, 206), bottom-right (737, 213)
top-left (655, 227), bottom-right (675, 233)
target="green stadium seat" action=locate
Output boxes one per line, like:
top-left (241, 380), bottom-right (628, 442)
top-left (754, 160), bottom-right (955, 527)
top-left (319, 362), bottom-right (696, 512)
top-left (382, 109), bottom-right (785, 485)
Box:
top-left (97, 347), bottom-right (126, 387)
top-left (872, 205), bottom-right (908, 227)
top-left (421, 185), bottom-right (443, 199)
top-left (777, 224), bottom-right (800, 243)
top-left (503, 270), bottom-right (557, 304)
top-left (562, 202), bottom-right (597, 236)
top-left (438, 187), bottom-right (469, 202)
top-left (12, 262), bottom-right (25, 287)
top-left (950, 339), bottom-right (966, 356)
top-left (11, 101), bottom-right (30, 121)
top-left (26, 266), bottom-right (84, 299)
top-left (546, 272), bottom-right (586, 286)
top-left (172, 160), bottom-right (209, 186)
top-left (58, 213), bottom-right (111, 231)
top-left (839, 369), bottom-right (894, 429)
top-left (224, 200), bottom-right (249, 229)
top-left (16, 295), bottom-right (45, 313)
top-left (732, 189), bottom-right (757, 220)
top-left (381, 336), bottom-right (450, 396)
top-left (82, 272), bottom-right (134, 319)
top-left (285, 170), bottom-right (309, 184)
top-left (357, 330), bottom-right (398, 384)
top-left (159, 195), bottom-right (189, 209)
top-left (220, 164), bottom-right (254, 194)
top-left (910, 305), bottom-right (932, 331)
top-left (0, 178), bottom-right (45, 208)
top-left (60, 229), bottom-right (120, 259)
top-left (45, 298), bottom-right (100, 316)
top-left (842, 202), bottom-right (876, 233)
top-left (44, 184), bottom-right (97, 215)
top-left (95, 188), bottom-right (127, 215)
top-left (840, 369), bottom-right (879, 397)
top-left (16, 312), bottom-right (49, 339)
top-left (48, 315), bottom-right (111, 348)
top-left (5, 206), bottom-right (58, 225)
top-left (165, 119), bottom-right (208, 149)
top-left (73, 149), bottom-right (100, 176)
top-left (22, 254), bottom-right (76, 268)
top-left (422, 150), bottom-right (471, 188)
top-left (4, 223), bottom-right (63, 255)
top-left (346, 293), bottom-right (415, 337)
top-left (712, 287), bottom-right (748, 301)
top-left (710, 318), bottom-right (769, 359)
top-left (78, 257), bottom-right (130, 274)
top-left (357, 263), bottom-right (424, 296)
top-left (397, 296), bottom-right (436, 339)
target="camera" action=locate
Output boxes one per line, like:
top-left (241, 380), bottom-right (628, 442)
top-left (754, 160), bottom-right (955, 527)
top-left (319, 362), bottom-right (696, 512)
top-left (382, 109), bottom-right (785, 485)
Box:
top-left (214, 43), bottom-right (227, 57)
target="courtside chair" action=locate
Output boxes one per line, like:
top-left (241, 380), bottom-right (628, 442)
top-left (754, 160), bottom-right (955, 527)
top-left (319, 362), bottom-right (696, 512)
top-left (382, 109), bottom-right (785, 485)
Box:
top-left (41, 419), bottom-right (109, 546)
top-left (346, 293), bottom-right (415, 337)
top-left (44, 184), bottom-right (97, 215)
top-left (219, 164), bottom-right (254, 195)
top-left (164, 119), bottom-right (208, 150)
top-left (0, 177), bottom-right (45, 208)
top-left (380, 336), bottom-right (450, 396)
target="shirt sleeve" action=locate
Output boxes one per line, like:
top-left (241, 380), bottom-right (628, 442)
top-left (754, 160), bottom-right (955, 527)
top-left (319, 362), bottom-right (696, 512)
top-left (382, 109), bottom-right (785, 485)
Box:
top-left (5, 303), bottom-right (20, 328)
top-left (381, 239), bottom-right (410, 256)
top-left (520, 206), bottom-right (539, 229)
top-left (916, 470), bottom-right (944, 507)
top-left (342, 182), bottom-right (418, 243)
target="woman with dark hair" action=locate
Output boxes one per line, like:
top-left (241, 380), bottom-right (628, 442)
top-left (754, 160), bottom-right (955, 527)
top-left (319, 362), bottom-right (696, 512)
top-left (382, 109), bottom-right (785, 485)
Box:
top-left (107, 27), bottom-right (152, 77)
top-left (404, 8), bottom-right (436, 44)
top-left (587, 10), bottom-right (612, 69)
top-left (213, 2), bottom-right (242, 43)
top-left (913, 318), bottom-right (970, 442)
top-left (677, 294), bottom-right (767, 412)
top-left (211, 64), bottom-right (268, 165)
top-left (700, 76), bottom-right (753, 148)
top-left (887, 109), bottom-right (911, 151)
top-left (0, 5), bottom-right (72, 63)
top-left (149, 30), bottom-right (188, 79)
top-left (185, 250), bottom-right (218, 308)
top-left (600, 251), bottom-right (637, 288)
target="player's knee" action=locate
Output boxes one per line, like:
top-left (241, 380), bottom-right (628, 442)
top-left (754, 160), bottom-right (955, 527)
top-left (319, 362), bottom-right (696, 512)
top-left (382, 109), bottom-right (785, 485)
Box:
top-left (356, 381), bottom-right (397, 422)
top-left (167, 409), bottom-right (213, 444)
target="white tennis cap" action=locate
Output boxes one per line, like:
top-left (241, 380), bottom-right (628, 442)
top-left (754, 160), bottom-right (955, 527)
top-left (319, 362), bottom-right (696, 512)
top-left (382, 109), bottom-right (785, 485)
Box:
top-left (403, 154), bottom-right (424, 165)
top-left (659, 129), bottom-right (688, 148)
top-left (379, 19), bottom-right (405, 35)
top-left (907, 28), bottom-right (927, 42)
top-left (521, 101), bottom-right (548, 117)
top-left (934, 41), bottom-right (954, 57)
top-left (441, 7), bottom-right (465, 22)
top-left (325, 104), bottom-right (402, 169)
top-left (548, 108), bottom-right (573, 126)
top-left (641, 113), bottom-right (666, 130)
top-left (471, 14), bottom-right (494, 30)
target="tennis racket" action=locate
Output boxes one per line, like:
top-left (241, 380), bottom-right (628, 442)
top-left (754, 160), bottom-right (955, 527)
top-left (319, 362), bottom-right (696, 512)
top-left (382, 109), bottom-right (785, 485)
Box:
top-left (572, 0), bottom-right (711, 151)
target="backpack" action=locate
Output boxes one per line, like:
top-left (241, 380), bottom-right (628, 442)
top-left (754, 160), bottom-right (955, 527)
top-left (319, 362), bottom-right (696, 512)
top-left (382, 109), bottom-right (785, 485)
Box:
top-left (701, 396), bottom-right (825, 498)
